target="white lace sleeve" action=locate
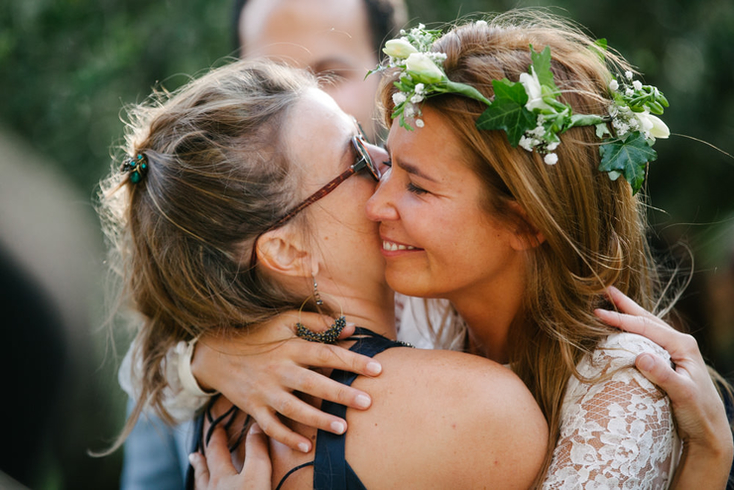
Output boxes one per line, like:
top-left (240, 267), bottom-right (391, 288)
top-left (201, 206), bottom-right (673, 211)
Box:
top-left (542, 332), bottom-right (681, 489)
top-left (119, 339), bottom-right (210, 422)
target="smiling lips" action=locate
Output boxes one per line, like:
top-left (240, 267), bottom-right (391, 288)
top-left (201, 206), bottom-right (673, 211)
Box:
top-left (382, 240), bottom-right (422, 252)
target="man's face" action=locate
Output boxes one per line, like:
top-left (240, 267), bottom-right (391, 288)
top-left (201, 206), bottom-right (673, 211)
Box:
top-left (240, 0), bottom-right (381, 141)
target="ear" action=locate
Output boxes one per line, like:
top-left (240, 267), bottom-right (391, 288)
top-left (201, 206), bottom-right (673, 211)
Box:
top-left (507, 203), bottom-right (546, 251)
top-left (255, 227), bottom-right (317, 279)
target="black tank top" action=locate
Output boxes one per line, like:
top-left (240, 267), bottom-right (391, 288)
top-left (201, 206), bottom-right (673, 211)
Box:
top-left (186, 328), bottom-right (409, 490)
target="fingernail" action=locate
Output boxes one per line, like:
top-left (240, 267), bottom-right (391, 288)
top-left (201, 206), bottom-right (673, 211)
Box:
top-left (355, 394), bottom-right (372, 409)
top-left (637, 353), bottom-right (654, 372)
top-left (298, 442), bottom-right (311, 453)
top-left (249, 423), bottom-right (262, 435)
top-left (366, 361), bottom-right (382, 376)
top-left (330, 421), bottom-right (346, 434)
top-left (188, 453), bottom-right (198, 465)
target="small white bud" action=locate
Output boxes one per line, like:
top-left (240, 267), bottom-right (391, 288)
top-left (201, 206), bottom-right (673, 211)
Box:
top-left (625, 70), bottom-right (634, 80)
top-left (415, 119), bottom-right (425, 128)
top-left (392, 92), bottom-right (407, 105)
top-left (609, 80), bottom-right (619, 91)
top-left (632, 80), bottom-right (643, 91)
top-left (544, 153), bottom-right (559, 165)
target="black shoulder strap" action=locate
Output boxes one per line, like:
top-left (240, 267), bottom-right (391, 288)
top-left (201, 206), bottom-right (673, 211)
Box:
top-left (312, 328), bottom-right (403, 489)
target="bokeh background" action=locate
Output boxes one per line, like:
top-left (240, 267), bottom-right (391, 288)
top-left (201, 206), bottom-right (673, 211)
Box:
top-left (1, 0), bottom-right (732, 488)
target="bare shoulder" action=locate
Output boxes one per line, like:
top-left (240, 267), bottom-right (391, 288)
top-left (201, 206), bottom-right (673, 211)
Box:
top-left (347, 348), bottom-right (548, 489)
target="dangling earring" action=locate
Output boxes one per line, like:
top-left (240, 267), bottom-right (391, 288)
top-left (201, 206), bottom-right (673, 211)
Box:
top-left (295, 281), bottom-right (345, 344)
top-left (296, 316), bottom-right (346, 344)
top-left (312, 274), bottom-right (324, 306)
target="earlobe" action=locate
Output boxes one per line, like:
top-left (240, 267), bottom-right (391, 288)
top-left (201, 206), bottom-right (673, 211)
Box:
top-left (510, 227), bottom-right (546, 251)
top-left (506, 202), bottom-right (546, 251)
top-left (255, 229), bottom-right (314, 278)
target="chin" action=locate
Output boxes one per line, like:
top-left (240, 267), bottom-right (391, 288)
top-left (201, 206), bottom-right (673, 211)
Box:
top-left (385, 269), bottom-right (430, 299)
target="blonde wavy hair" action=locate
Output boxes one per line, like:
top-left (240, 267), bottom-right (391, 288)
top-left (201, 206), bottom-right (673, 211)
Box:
top-left (380, 11), bottom-right (671, 482)
top-left (98, 60), bottom-right (319, 452)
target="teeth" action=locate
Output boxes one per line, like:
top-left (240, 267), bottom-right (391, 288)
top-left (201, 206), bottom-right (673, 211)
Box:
top-left (383, 241), bottom-right (416, 251)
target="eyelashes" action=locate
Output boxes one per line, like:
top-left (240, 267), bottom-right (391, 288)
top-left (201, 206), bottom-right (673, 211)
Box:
top-left (407, 182), bottom-right (429, 195)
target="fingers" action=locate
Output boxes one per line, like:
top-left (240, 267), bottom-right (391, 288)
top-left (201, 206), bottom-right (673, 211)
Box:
top-left (338, 321), bottom-right (357, 339)
top-left (297, 342), bottom-right (382, 377)
top-left (251, 408), bottom-right (313, 453)
top-left (272, 388), bottom-right (353, 435)
top-left (189, 452), bottom-right (210, 489)
top-left (594, 308), bottom-right (666, 337)
top-left (594, 308), bottom-right (701, 362)
top-left (604, 286), bottom-right (657, 319)
top-left (287, 366), bottom-right (372, 409)
top-left (206, 427), bottom-right (240, 476)
top-left (635, 353), bottom-right (680, 392)
top-left (241, 424), bottom-right (272, 489)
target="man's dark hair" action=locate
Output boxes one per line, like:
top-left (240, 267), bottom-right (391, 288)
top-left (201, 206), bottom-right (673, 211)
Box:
top-left (231, 0), bottom-right (405, 57)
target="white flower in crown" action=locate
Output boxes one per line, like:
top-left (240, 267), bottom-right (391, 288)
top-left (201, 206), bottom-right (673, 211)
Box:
top-left (383, 39), bottom-right (419, 59)
top-left (609, 80), bottom-right (619, 91)
top-left (519, 135), bottom-right (534, 152)
top-left (519, 67), bottom-right (553, 112)
top-left (392, 92), bottom-right (407, 105)
top-left (635, 111), bottom-right (670, 140)
top-left (544, 153), bottom-right (559, 165)
top-left (405, 53), bottom-right (445, 84)
top-left (410, 94), bottom-right (424, 104)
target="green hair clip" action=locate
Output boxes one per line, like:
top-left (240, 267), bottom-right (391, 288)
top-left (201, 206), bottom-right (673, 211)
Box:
top-left (120, 153), bottom-right (148, 184)
top-left (372, 22), bottom-right (670, 194)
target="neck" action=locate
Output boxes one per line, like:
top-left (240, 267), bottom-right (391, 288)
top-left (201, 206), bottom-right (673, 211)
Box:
top-left (318, 280), bottom-right (396, 340)
top-left (447, 273), bottom-right (526, 365)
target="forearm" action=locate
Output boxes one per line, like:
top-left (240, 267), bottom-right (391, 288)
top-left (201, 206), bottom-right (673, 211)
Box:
top-left (669, 443), bottom-right (733, 490)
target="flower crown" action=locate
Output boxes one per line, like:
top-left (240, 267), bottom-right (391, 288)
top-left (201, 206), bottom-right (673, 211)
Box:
top-left (371, 23), bottom-right (670, 194)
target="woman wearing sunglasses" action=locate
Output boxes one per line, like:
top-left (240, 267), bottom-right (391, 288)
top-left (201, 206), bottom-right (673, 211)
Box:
top-left (106, 59), bottom-right (549, 488)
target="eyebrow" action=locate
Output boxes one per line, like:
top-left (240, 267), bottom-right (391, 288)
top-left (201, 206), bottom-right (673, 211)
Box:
top-left (313, 57), bottom-right (358, 72)
top-left (385, 144), bottom-right (439, 183)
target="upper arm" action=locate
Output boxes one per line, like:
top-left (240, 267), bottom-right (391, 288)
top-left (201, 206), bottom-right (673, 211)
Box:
top-left (349, 350), bottom-right (548, 489)
top-left (542, 338), bottom-right (679, 488)
top-left (450, 358), bottom-right (548, 489)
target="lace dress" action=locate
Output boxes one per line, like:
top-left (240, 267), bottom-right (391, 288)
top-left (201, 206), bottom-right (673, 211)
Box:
top-left (542, 332), bottom-right (681, 489)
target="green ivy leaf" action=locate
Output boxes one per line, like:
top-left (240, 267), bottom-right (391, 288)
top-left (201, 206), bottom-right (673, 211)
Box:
top-left (443, 80), bottom-right (492, 106)
top-left (530, 45), bottom-right (558, 94)
top-left (475, 79), bottom-right (535, 146)
top-left (592, 38), bottom-right (608, 62)
top-left (598, 132), bottom-right (657, 194)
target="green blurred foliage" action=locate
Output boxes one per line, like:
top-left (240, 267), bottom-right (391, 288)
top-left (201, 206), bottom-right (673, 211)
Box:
top-left (1, 0), bottom-right (235, 194)
top-left (1, 0), bottom-right (732, 487)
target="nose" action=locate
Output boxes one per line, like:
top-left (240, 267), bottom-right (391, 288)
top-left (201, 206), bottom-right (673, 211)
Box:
top-left (365, 162), bottom-right (399, 223)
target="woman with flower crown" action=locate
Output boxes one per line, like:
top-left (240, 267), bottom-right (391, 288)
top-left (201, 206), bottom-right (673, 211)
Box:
top-left (107, 56), bottom-right (553, 488)
top-left (118, 10), bottom-right (733, 490)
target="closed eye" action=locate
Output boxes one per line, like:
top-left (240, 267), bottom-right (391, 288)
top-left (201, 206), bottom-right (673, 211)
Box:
top-left (407, 182), bottom-right (428, 195)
